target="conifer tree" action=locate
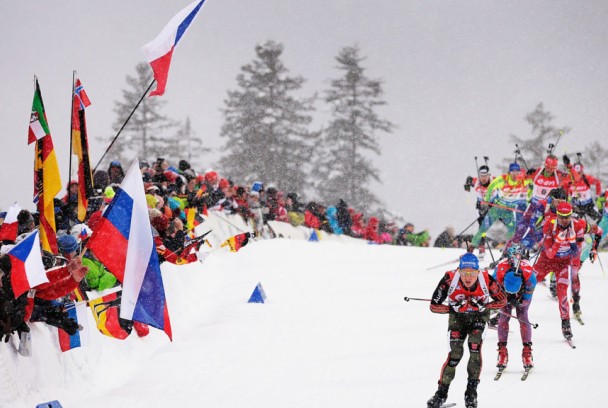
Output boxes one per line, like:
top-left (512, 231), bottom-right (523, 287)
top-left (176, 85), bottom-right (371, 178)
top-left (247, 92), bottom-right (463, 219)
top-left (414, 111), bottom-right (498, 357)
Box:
top-left (582, 141), bottom-right (608, 185)
top-left (218, 41), bottom-right (318, 194)
top-left (314, 46), bottom-right (394, 212)
top-left (101, 62), bottom-right (176, 166)
top-left (172, 117), bottom-right (211, 170)
top-left (505, 103), bottom-right (570, 169)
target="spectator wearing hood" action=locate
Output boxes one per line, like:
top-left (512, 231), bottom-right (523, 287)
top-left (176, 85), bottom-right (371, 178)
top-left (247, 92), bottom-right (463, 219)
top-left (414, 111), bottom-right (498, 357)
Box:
top-left (349, 209), bottom-right (365, 238)
top-left (434, 226), bottom-right (459, 248)
top-left (326, 206), bottom-right (343, 235)
top-left (107, 161), bottom-right (125, 185)
top-left (364, 217), bottom-right (381, 243)
top-left (336, 199), bottom-right (353, 236)
top-left (395, 223), bottom-right (430, 247)
top-left (285, 193), bottom-right (305, 227)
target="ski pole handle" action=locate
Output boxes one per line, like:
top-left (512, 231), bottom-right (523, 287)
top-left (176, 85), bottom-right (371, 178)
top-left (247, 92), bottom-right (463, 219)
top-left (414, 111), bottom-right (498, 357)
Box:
top-left (404, 297), bottom-right (431, 302)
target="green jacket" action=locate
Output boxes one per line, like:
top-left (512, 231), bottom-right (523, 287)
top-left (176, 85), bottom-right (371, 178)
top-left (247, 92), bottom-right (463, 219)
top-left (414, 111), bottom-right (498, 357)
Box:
top-left (82, 257), bottom-right (117, 291)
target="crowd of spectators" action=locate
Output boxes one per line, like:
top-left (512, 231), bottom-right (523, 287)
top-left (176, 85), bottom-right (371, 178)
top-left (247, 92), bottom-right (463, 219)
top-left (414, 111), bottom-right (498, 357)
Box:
top-left (0, 156), bottom-right (436, 351)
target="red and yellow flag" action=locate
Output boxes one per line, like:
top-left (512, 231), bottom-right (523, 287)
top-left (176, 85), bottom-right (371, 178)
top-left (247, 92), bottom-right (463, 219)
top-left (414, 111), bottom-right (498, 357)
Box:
top-left (32, 79), bottom-right (62, 253)
top-left (71, 79), bottom-right (94, 221)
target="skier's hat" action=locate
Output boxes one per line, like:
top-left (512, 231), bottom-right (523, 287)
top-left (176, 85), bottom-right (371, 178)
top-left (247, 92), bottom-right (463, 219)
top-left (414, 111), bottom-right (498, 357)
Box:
top-left (459, 253), bottom-right (479, 270)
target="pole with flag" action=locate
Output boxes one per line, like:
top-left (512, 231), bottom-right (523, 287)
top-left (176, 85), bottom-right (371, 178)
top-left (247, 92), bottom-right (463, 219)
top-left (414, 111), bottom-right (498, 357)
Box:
top-left (141, 0), bottom-right (207, 97)
top-left (30, 78), bottom-right (62, 254)
top-left (93, 0), bottom-right (207, 172)
top-left (86, 159), bottom-right (172, 340)
top-left (71, 77), bottom-right (94, 222)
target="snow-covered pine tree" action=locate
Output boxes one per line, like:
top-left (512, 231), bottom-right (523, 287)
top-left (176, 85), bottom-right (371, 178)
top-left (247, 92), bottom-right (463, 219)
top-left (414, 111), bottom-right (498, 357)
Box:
top-left (581, 141), bottom-right (608, 186)
top-left (505, 103), bottom-right (570, 169)
top-left (100, 62), bottom-right (176, 167)
top-left (172, 117), bottom-right (211, 170)
top-left (218, 41), bottom-right (318, 194)
top-left (313, 46), bottom-right (393, 213)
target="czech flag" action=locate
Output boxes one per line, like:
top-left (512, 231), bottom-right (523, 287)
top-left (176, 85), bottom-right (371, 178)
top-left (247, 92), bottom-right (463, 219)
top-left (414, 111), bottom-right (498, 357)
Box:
top-left (141, 0), bottom-right (207, 96)
top-left (0, 202), bottom-right (21, 242)
top-left (7, 230), bottom-right (49, 298)
top-left (87, 159), bottom-right (172, 340)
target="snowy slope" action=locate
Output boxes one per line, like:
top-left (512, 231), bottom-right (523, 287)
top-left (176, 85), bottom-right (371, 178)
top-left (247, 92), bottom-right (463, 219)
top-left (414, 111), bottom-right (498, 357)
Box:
top-left (2, 238), bottom-right (606, 408)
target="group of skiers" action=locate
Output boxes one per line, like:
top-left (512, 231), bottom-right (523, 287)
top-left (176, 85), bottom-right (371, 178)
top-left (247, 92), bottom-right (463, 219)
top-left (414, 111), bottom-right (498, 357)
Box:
top-left (425, 152), bottom-right (606, 408)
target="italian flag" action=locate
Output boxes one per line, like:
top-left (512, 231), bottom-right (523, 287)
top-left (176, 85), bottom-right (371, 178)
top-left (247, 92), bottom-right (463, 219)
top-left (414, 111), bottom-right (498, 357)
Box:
top-left (28, 81), bottom-right (50, 144)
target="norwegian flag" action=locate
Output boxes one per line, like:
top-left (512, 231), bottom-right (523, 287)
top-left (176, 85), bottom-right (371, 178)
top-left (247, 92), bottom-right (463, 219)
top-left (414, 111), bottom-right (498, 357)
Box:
top-left (74, 79), bottom-right (91, 110)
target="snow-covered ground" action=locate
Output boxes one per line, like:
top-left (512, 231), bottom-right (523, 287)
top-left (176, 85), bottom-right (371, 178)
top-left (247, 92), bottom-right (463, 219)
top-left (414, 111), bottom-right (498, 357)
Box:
top-left (2, 237), bottom-right (606, 407)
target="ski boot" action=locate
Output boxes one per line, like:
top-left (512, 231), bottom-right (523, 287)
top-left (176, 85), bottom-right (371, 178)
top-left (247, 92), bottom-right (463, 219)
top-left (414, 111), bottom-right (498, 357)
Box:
top-left (561, 318), bottom-right (573, 340)
top-left (427, 383), bottom-right (449, 408)
top-left (549, 273), bottom-right (557, 298)
top-left (497, 342), bottom-right (508, 367)
top-left (464, 379), bottom-right (478, 408)
top-left (572, 294), bottom-right (582, 318)
top-left (522, 342), bottom-right (533, 368)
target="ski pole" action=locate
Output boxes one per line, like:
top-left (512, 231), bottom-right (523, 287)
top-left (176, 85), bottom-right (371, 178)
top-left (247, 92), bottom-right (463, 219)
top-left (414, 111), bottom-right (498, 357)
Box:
top-left (496, 308), bottom-right (539, 329)
top-left (481, 201), bottom-right (526, 214)
top-left (597, 252), bottom-right (606, 276)
top-left (474, 156), bottom-right (481, 180)
top-left (514, 144), bottom-right (529, 170)
top-left (484, 233), bottom-right (495, 264)
top-left (455, 217), bottom-right (481, 241)
top-left (483, 156), bottom-right (489, 167)
top-left (403, 297), bottom-right (538, 329)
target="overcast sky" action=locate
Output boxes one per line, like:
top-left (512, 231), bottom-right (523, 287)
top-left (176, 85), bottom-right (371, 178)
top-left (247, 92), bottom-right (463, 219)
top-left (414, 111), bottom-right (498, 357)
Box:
top-left (1, 0), bottom-right (607, 238)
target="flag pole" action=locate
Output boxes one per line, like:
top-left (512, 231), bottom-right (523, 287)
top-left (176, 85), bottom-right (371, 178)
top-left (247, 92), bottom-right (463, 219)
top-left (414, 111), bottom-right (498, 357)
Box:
top-left (92, 79), bottom-right (156, 173)
top-left (68, 70), bottom-right (76, 199)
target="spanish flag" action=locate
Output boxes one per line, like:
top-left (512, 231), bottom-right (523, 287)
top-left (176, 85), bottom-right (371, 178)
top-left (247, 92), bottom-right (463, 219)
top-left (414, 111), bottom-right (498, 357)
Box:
top-left (31, 79), bottom-right (62, 253)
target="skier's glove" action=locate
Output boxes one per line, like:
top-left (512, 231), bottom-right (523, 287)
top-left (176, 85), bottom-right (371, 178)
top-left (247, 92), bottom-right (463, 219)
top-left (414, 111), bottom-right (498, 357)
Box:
top-left (563, 155), bottom-right (571, 166)
top-left (464, 176), bottom-right (474, 192)
top-left (589, 250), bottom-right (597, 264)
top-left (526, 168), bottom-right (537, 176)
top-left (470, 298), bottom-right (486, 313)
top-left (451, 298), bottom-right (467, 313)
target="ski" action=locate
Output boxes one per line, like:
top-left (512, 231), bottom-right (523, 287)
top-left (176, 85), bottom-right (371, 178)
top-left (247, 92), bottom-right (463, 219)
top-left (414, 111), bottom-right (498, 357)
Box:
top-left (574, 312), bottom-right (585, 325)
top-left (565, 338), bottom-right (576, 349)
top-left (440, 403), bottom-right (457, 408)
top-left (494, 366), bottom-right (506, 381)
top-left (521, 367), bottom-right (532, 381)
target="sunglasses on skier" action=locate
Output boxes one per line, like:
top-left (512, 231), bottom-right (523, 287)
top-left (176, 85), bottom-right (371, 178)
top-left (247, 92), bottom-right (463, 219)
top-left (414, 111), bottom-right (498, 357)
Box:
top-left (460, 269), bottom-right (480, 277)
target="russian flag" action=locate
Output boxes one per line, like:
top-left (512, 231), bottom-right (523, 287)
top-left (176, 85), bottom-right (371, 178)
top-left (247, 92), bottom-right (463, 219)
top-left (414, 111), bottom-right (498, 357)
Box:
top-left (58, 301), bottom-right (91, 352)
top-left (141, 0), bottom-right (207, 96)
top-left (87, 159), bottom-right (172, 340)
top-left (0, 202), bottom-right (21, 242)
top-left (7, 230), bottom-right (49, 298)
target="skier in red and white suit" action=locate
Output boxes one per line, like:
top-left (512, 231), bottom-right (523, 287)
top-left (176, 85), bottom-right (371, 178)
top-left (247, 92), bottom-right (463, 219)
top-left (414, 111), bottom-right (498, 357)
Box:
top-left (525, 154), bottom-right (574, 205)
top-left (533, 201), bottom-right (602, 340)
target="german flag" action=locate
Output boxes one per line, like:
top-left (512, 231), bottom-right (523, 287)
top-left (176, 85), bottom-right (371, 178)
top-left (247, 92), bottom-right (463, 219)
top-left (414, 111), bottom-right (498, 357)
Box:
top-left (220, 232), bottom-right (253, 252)
top-left (71, 79), bottom-right (94, 222)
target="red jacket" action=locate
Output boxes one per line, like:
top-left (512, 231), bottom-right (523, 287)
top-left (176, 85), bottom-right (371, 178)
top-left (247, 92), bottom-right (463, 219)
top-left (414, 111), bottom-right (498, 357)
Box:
top-left (430, 269), bottom-right (506, 314)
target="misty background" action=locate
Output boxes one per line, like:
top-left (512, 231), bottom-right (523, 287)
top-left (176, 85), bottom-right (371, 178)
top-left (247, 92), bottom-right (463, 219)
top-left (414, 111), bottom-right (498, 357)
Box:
top-left (1, 0), bottom-right (607, 239)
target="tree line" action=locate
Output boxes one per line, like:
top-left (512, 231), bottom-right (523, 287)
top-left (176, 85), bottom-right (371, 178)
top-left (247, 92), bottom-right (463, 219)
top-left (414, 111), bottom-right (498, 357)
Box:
top-left (102, 41), bottom-right (392, 215)
top-left (102, 40), bottom-right (608, 217)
